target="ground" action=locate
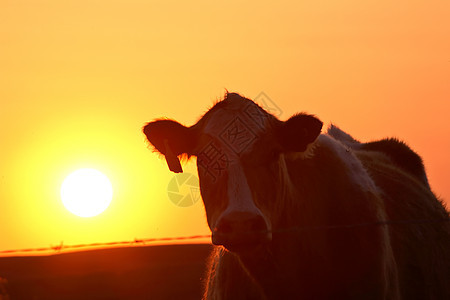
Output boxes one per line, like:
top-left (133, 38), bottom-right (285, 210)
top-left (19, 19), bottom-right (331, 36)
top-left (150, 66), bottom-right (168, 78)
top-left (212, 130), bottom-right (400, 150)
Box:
top-left (0, 244), bottom-right (212, 300)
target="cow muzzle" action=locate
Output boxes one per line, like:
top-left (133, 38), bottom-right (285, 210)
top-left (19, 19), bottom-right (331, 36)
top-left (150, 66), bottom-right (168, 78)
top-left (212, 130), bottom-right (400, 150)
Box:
top-left (212, 211), bottom-right (272, 252)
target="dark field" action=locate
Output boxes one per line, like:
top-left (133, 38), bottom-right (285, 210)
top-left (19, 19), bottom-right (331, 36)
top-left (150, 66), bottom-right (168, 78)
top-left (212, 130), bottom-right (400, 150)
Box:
top-left (0, 244), bottom-right (213, 300)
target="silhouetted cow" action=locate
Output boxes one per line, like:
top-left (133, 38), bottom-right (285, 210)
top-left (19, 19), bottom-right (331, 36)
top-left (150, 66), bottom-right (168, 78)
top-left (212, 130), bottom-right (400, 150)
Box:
top-left (143, 93), bottom-right (450, 299)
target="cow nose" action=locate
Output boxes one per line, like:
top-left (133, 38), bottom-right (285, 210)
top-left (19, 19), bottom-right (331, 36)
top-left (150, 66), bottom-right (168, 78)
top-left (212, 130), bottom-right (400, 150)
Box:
top-left (212, 211), bottom-right (271, 251)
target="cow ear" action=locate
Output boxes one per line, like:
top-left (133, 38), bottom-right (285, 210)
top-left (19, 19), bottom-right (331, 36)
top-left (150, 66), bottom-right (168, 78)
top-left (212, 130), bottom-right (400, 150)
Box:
top-left (143, 119), bottom-right (196, 173)
top-left (276, 113), bottom-right (323, 152)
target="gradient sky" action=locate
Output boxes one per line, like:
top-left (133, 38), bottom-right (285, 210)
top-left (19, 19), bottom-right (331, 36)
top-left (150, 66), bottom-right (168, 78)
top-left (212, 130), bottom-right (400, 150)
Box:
top-left (1, 0), bottom-right (449, 254)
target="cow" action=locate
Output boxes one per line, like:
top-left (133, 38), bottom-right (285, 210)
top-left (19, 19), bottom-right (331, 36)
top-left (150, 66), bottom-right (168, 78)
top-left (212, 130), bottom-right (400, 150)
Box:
top-left (143, 92), bottom-right (450, 299)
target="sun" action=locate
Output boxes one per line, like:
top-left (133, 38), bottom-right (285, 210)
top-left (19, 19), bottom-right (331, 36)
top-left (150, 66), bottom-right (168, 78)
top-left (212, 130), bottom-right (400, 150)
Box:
top-left (61, 168), bottom-right (113, 218)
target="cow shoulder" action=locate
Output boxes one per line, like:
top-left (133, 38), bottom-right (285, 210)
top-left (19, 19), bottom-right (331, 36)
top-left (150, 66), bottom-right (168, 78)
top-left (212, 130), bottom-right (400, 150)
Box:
top-left (316, 133), bottom-right (379, 193)
top-left (360, 138), bottom-right (430, 188)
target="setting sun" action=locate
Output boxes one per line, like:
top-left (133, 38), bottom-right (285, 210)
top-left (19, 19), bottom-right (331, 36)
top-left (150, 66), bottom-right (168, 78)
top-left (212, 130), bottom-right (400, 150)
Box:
top-left (60, 168), bottom-right (113, 218)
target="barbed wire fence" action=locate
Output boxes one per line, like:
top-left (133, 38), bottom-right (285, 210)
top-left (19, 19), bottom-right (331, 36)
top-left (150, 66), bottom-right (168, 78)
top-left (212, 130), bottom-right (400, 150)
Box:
top-left (1, 217), bottom-right (448, 256)
top-left (0, 234), bottom-right (212, 256)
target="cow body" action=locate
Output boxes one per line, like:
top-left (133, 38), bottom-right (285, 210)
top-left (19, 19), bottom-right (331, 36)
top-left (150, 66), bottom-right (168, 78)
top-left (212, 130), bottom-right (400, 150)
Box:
top-left (143, 93), bottom-right (450, 299)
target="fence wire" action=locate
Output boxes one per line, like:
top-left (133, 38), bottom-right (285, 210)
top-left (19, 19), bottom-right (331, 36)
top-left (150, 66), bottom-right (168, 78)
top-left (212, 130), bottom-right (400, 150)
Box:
top-left (0, 217), bottom-right (448, 256)
top-left (0, 235), bottom-right (211, 256)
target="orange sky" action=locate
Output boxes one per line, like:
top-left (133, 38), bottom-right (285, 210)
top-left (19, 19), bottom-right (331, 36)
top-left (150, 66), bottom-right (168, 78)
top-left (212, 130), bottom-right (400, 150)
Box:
top-left (1, 0), bottom-right (449, 254)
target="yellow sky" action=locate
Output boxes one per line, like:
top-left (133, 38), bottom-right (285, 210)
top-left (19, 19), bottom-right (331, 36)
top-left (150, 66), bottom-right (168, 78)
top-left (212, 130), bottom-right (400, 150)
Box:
top-left (0, 0), bottom-right (449, 253)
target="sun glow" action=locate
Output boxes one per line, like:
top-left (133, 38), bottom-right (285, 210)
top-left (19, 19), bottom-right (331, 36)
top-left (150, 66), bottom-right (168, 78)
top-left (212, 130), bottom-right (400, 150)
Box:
top-left (61, 168), bottom-right (113, 218)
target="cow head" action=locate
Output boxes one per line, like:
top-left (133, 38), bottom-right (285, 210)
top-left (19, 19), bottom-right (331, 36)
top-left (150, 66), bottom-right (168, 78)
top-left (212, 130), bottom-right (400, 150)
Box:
top-left (143, 93), bottom-right (322, 253)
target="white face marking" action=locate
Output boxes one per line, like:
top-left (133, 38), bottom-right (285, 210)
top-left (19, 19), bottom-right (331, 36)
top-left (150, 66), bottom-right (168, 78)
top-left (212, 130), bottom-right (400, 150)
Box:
top-left (318, 134), bottom-right (378, 192)
top-left (223, 162), bottom-right (265, 216)
top-left (201, 101), bottom-right (270, 228)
